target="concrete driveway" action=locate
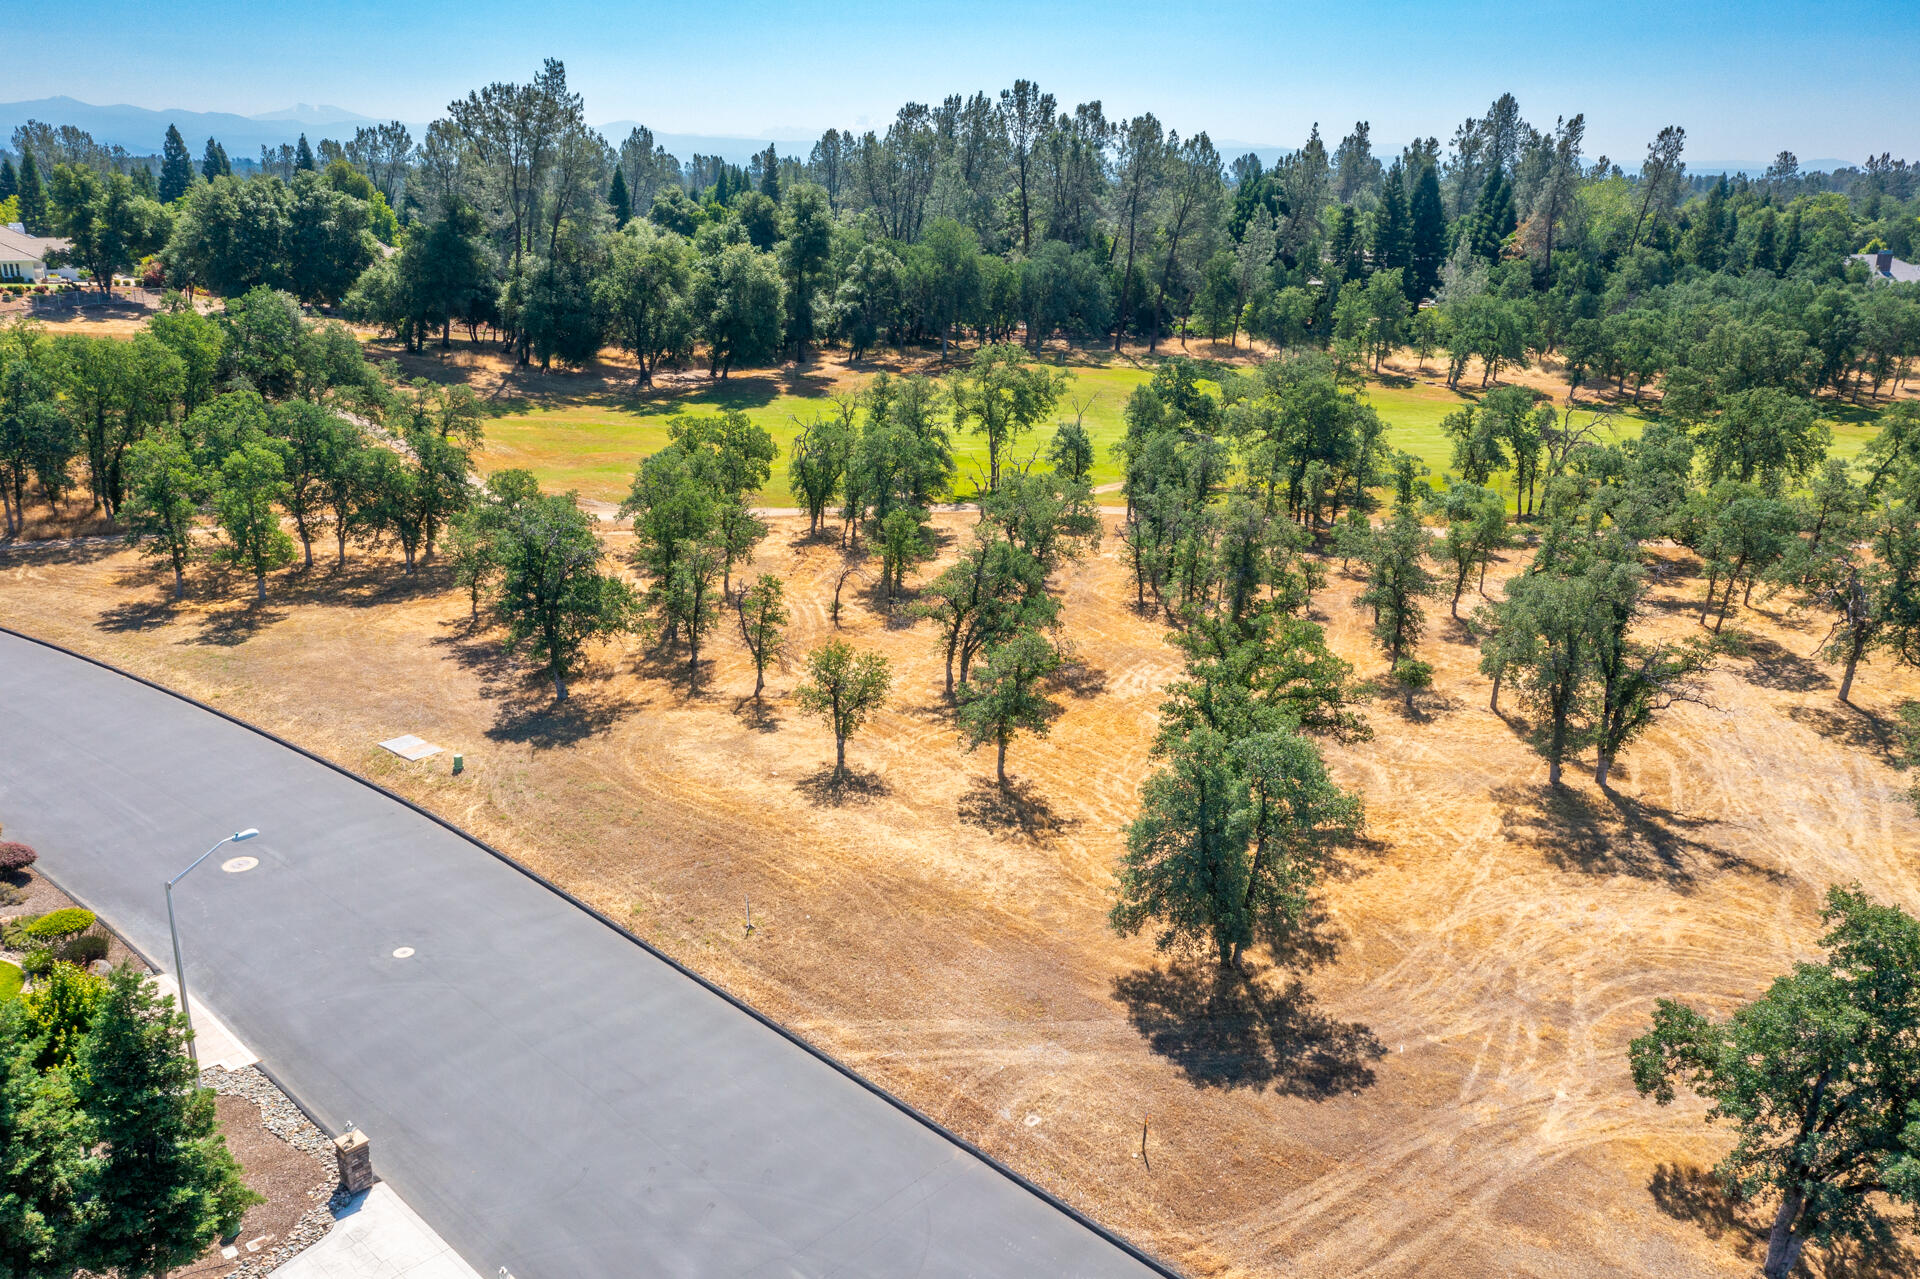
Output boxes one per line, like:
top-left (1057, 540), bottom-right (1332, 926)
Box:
top-left (0, 629), bottom-right (1172, 1279)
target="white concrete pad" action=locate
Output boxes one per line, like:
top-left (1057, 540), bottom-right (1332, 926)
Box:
top-left (270, 1185), bottom-right (482, 1279)
top-left (377, 735), bottom-right (442, 762)
top-left (149, 974), bottom-right (257, 1070)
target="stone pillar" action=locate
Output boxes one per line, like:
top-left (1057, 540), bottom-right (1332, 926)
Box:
top-left (334, 1129), bottom-right (374, 1193)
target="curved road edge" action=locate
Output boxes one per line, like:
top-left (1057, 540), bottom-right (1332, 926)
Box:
top-left (0, 623), bottom-right (1182, 1279)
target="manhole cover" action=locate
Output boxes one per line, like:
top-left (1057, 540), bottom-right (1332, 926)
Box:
top-left (391, 947), bottom-right (415, 959)
top-left (221, 856), bottom-right (258, 874)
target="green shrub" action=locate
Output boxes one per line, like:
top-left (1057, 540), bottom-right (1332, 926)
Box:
top-left (22, 908), bottom-right (96, 945)
top-left (21, 960), bottom-right (105, 1069)
top-left (56, 933), bottom-right (109, 966)
top-left (20, 949), bottom-right (54, 977)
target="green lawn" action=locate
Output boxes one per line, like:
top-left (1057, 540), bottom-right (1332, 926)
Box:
top-left (0, 962), bottom-right (20, 1002)
top-left (477, 359), bottom-right (1886, 508)
top-left (478, 361), bottom-right (1157, 506)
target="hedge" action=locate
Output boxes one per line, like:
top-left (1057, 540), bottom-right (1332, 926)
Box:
top-left (22, 908), bottom-right (95, 943)
top-left (0, 842), bottom-right (35, 873)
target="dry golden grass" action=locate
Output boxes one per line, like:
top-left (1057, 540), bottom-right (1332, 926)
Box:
top-left (6, 509), bottom-right (1920, 1278)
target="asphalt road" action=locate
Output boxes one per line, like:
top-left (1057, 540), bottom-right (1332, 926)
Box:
top-left (0, 629), bottom-right (1171, 1279)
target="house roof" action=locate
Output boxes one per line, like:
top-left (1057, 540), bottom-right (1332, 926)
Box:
top-left (0, 225), bottom-right (69, 263)
top-left (1849, 251), bottom-right (1920, 284)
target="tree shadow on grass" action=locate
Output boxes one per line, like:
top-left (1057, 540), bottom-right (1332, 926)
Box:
top-left (483, 688), bottom-right (630, 748)
top-left (279, 560), bottom-right (453, 610)
top-left (732, 697), bottom-right (782, 733)
top-left (95, 597), bottom-right (177, 633)
top-left (1492, 782), bottom-right (1779, 888)
top-left (1110, 964), bottom-right (1383, 1098)
top-left (796, 764), bottom-right (890, 807)
top-left (0, 536), bottom-right (128, 567)
top-left (1786, 703), bottom-right (1903, 764)
top-left (187, 603), bottom-right (288, 647)
top-left (1648, 1163), bottom-right (1917, 1279)
top-left (430, 628), bottom-right (638, 749)
top-left (957, 777), bottom-right (1076, 842)
top-left (1739, 635), bottom-right (1834, 693)
top-left (1049, 660), bottom-right (1109, 699)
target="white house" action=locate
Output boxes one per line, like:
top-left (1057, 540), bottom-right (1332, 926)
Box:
top-left (0, 224), bottom-right (76, 283)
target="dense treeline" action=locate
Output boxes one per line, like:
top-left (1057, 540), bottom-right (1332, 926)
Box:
top-left (4, 70), bottom-right (1916, 400)
top-left (0, 290), bottom-right (486, 607)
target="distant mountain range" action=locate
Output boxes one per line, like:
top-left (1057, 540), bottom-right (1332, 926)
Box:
top-left (0, 96), bottom-right (1861, 176)
top-left (0, 96), bottom-right (823, 165)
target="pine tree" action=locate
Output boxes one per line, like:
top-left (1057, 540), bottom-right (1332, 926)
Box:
top-left (608, 167), bottom-right (632, 228)
top-left (14, 149), bottom-right (47, 235)
top-left (294, 133), bottom-right (316, 172)
top-left (1469, 167), bottom-right (1516, 262)
top-left (1373, 159), bottom-right (1412, 280)
top-left (72, 967), bottom-right (259, 1279)
top-left (200, 137), bottom-right (230, 181)
top-left (1408, 159), bottom-right (1448, 300)
top-left (0, 156), bottom-right (15, 205)
top-left (159, 124), bottom-right (195, 203)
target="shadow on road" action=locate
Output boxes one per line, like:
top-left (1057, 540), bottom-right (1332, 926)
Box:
top-left (1110, 964), bottom-right (1383, 1098)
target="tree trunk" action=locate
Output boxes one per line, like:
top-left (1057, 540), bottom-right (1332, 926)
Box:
top-left (996, 735), bottom-right (1008, 787)
top-left (834, 732), bottom-right (846, 779)
top-left (1595, 750), bottom-right (1613, 788)
top-left (172, 561), bottom-right (184, 600)
top-left (1839, 640), bottom-right (1861, 704)
top-left (554, 670), bottom-right (568, 702)
top-left (754, 662), bottom-right (765, 699)
top-left (1763, 1189), bottom-right (1806, 1279)
top-left (254, 570), bottom-right (266, 602)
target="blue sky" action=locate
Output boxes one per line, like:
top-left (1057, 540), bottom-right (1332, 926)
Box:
top-left (14, 0), bottom-right (1916, 164)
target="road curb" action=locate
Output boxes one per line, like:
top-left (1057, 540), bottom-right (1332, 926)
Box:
top-left (0, 623), bottom-right (1183, 1279)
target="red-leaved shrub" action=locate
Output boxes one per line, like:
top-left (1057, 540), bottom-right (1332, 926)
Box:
top-left (0, 842), bottom-right (37, 874)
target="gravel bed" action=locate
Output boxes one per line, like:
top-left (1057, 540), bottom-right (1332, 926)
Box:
top-left (199, 1066), bottom-right (351, 1278)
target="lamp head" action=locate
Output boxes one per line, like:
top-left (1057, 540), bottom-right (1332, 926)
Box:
top-left (234, 829), bottom-right (259, 842)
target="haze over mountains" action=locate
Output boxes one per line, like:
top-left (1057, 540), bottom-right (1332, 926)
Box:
top-left (0, 95), bottom-right (1851, 176)
top-left (0, 96), bottom-right (817, 166)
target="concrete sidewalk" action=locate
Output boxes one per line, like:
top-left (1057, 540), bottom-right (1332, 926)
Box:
top-left (271, 1187), bottom-right (482, 1279)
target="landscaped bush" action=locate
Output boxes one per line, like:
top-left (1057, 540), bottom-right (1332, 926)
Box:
top-left (21, 949), bottom-right (54, 977)
top-left (22, 908), bottom-right (95, 946)
top-left (21, 960), bottom-right (104, 1068)
top-left (56, 933), bottom-right (109, 966)
top-left (0, 841), bottom-right (37, 873)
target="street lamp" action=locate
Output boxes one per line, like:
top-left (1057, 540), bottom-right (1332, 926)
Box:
top-left (166, 828), bottom-right (258, 1069)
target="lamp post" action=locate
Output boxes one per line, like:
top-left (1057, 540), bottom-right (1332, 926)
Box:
top-left (166, 828), bottom-right (258, 1069)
